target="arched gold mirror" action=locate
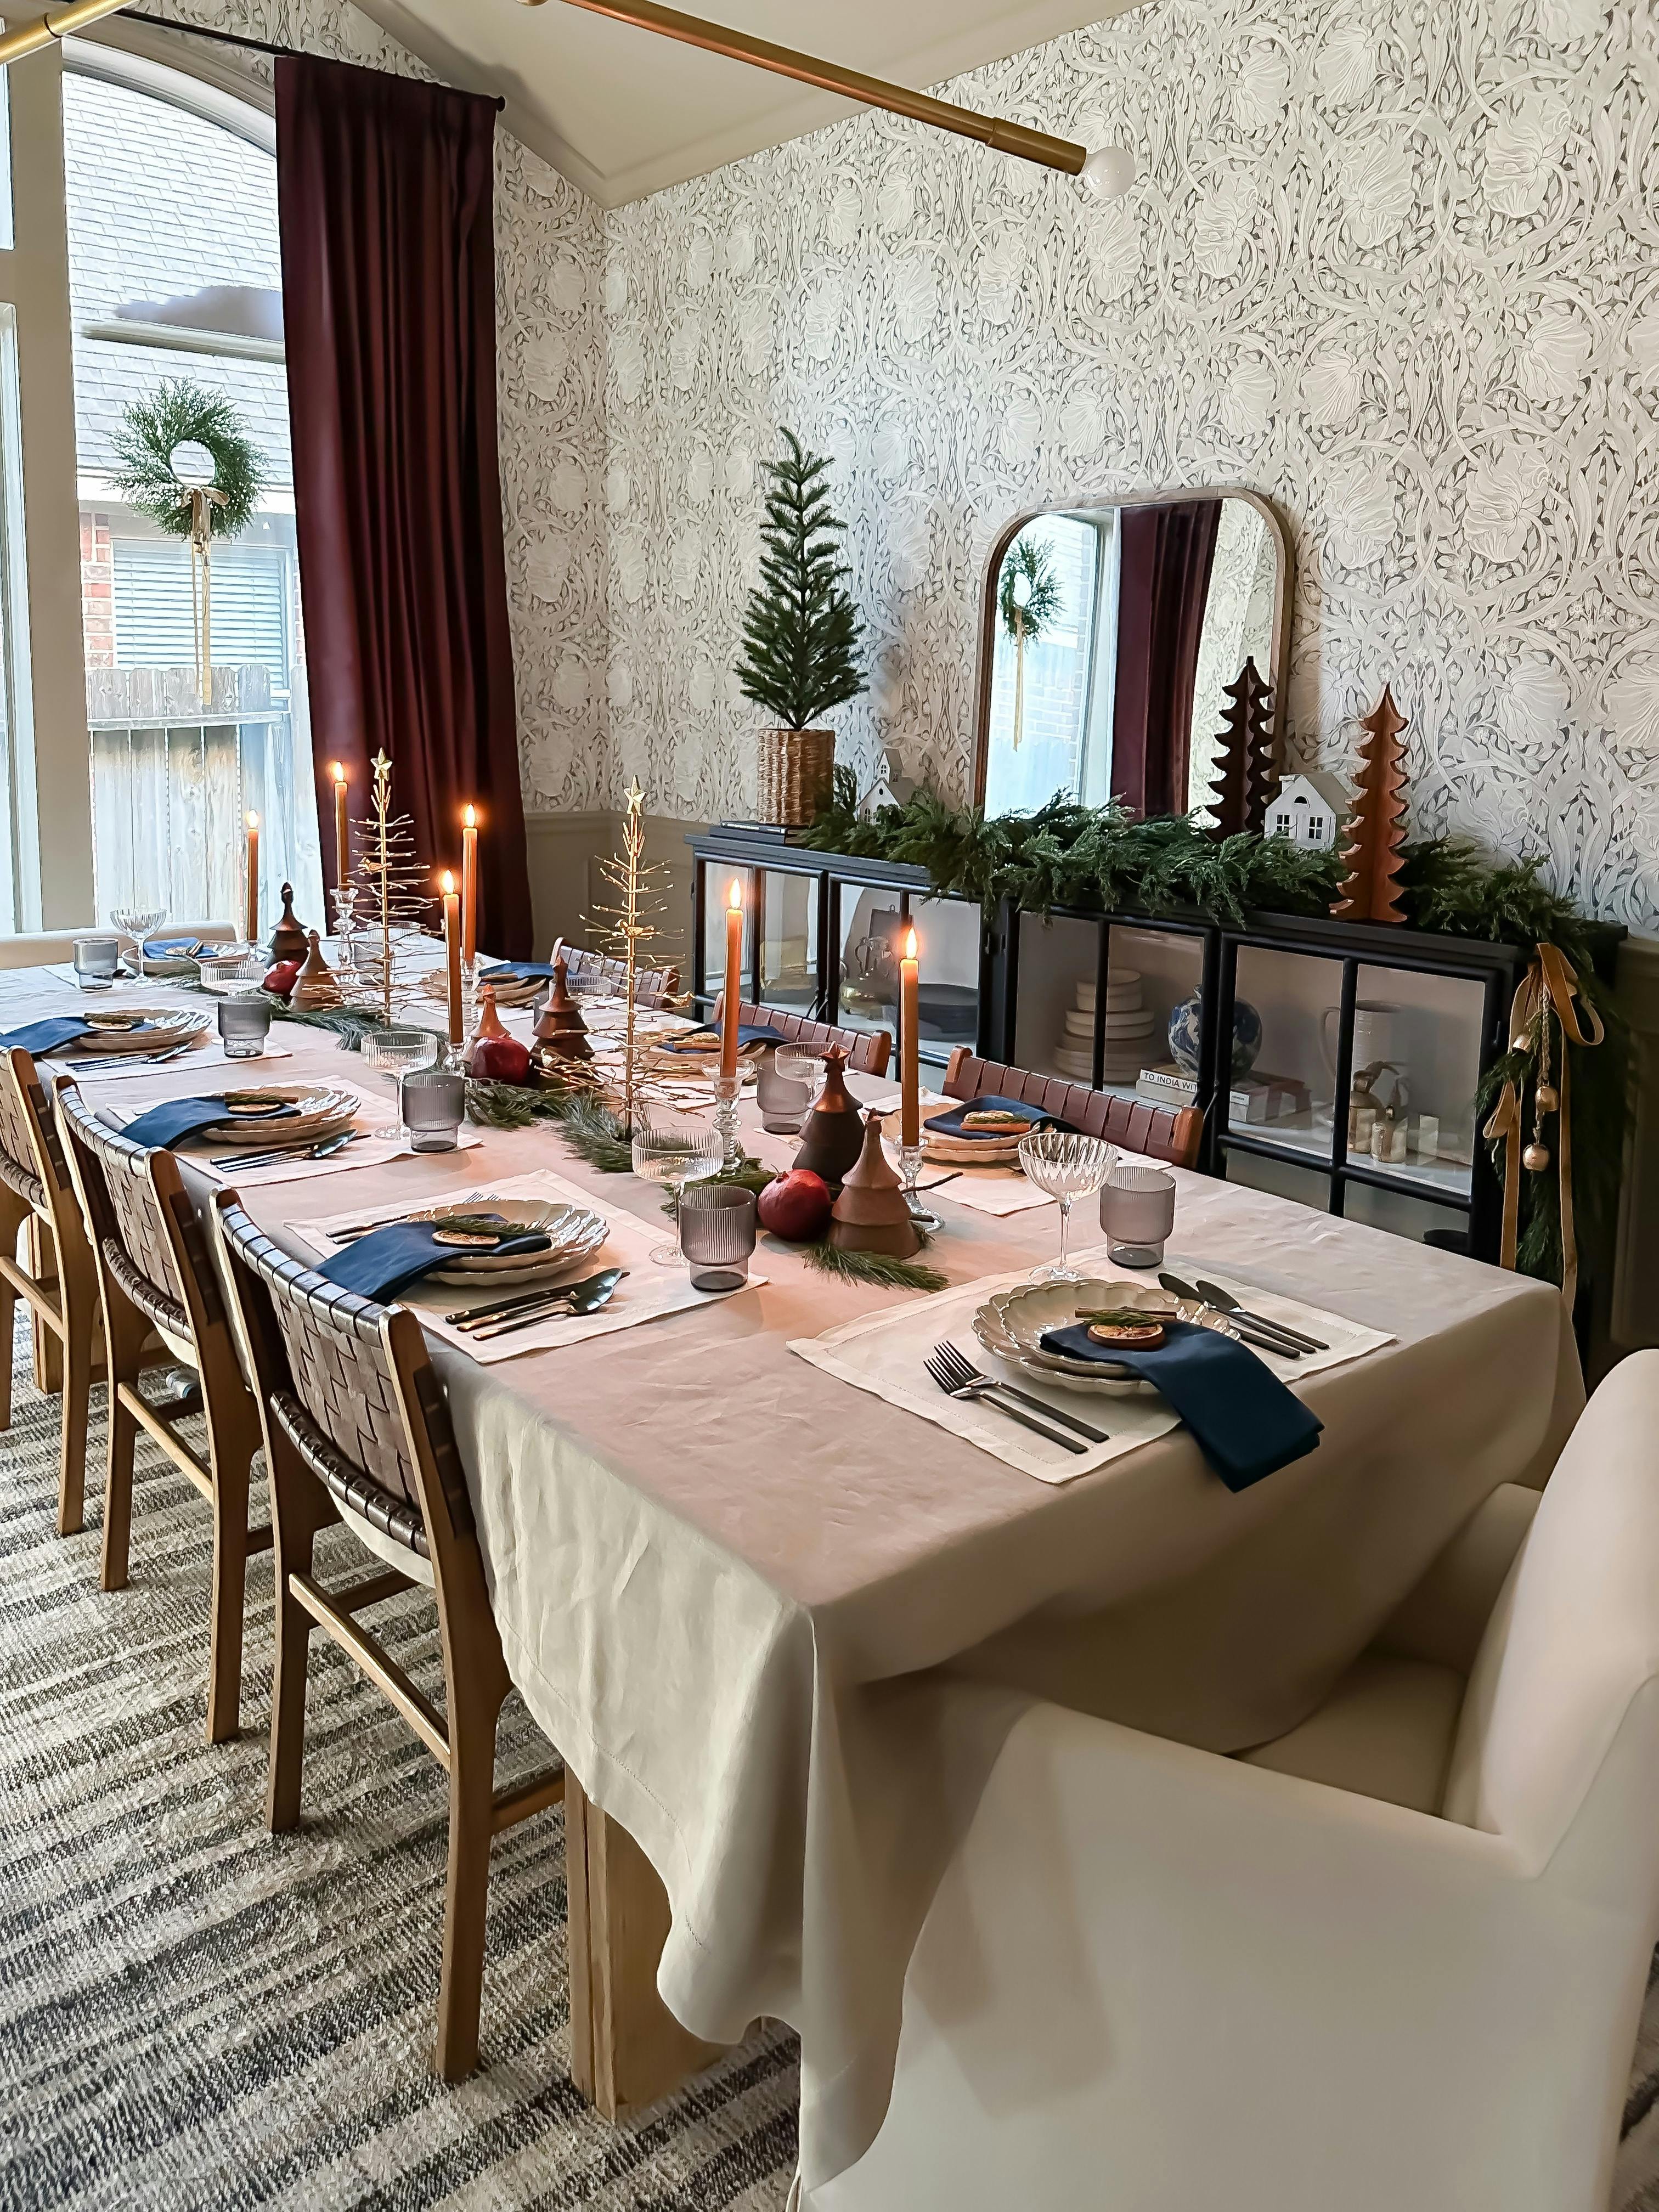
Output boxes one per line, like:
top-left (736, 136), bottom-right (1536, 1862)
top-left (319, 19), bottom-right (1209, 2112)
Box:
top-left (972, 489), bottom-right (1293, 820)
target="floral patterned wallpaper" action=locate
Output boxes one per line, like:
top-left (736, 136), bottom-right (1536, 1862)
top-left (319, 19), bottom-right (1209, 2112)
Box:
top-left (600, 0), bottom-right (1659, 929)
top-left (144, 0), bottom-right (1659, 927)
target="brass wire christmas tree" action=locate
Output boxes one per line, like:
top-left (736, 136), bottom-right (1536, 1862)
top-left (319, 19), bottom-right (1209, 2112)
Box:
top-left (584, 780), bottom-right (680, 1133)
top-left (348, 750), bottom-right (435, 1020)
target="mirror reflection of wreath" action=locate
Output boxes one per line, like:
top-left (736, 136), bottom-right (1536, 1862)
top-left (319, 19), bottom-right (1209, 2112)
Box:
top-left (110, 379), bottom-right (265, 707)
top-left (997, 534), bottom-right (1061, 752)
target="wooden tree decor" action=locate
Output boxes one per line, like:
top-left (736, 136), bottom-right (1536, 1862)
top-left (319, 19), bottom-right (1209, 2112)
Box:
top-left (1205, 657), bottom-right (1276, 838)
top-left (1333, 685), bottom-right (1409, 923)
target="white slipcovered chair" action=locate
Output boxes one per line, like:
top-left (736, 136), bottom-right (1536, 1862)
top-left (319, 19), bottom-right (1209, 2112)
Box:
top-left (816, 1351), bottom-right (1659, 2212)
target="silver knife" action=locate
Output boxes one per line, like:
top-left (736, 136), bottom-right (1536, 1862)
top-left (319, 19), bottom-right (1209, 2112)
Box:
top-left (1192, 1278), bottom-right (1327, 1353)
top-left (1158, 1271), bottom-right (1305, 1358)
top-left (447, 1267), bottom-right (624, 1328)
top-left (467, 1272), bottom-right (627, 1341)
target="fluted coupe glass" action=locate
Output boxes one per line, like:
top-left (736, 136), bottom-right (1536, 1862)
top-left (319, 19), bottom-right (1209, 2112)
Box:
top-left (1018, 1127), bottom-right (1116, 1283)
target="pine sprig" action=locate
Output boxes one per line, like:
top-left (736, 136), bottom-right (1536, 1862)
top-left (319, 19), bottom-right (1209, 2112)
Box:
top-left (735, 428), bottom-right (865, 730)
top-left (798, 1239), bottom-right (948, 1293)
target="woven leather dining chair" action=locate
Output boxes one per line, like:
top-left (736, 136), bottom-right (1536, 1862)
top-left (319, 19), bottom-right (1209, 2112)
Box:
top-left (710, 995), bottom-right (893, 1079)
top-left (55, 1081), bottom-right (267, 1742)
top-left (0, 1048), bottom-right (102, 1534)
top-left (941, 1047), bottom-right (1204, 1169)
top-left (550, 937), bottom-right (680, 1009)
top-left (213, 1194), bottom-right (565, 2081)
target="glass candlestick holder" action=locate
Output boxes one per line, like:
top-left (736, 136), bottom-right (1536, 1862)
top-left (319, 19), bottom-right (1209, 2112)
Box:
top-left (712, 1068), bottom-right (743, 1171)
top-left (898, 1141), bottom-right (943, 1231)
top-left (330, 887), bottom-right (362, 991)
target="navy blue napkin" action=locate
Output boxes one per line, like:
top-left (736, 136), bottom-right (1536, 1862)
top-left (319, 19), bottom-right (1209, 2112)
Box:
top-left (120, 1096), bottom-right (296, 1149)
top-left (143, 936), bottom-right (206, 960)
top-left (666, 1022), bottom-right (788, 1053)
top-left (0, 1015), bottom-right (98, 1057)
top-left (924, 1094), bottom-right (1053, 1141)
top-left (319, 1218), bottom-right (553, 1303)
top-left (480, 961), bottom-right (562, 983)
top-left (1040, 1317), bottom-right (1323, 1492)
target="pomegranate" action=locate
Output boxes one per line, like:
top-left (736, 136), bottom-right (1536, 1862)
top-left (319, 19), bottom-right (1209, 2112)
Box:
top-left (469, 1032), bottom-right (532, 1085)
top-left (262, 960), bottom-right (301, 997)
top-left (757, 1167), bottom-right (833, 1243)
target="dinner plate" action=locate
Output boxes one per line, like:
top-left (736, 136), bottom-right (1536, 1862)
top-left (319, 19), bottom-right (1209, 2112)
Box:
top-left (922, 1132), bottom-right (1026, 1166)
top-left (194, 1085), bottom-right (362, 1143)
top-left (70, 1008), bottom-right (211, 1053)
top-left (352, 1197), bottom-right (610, 1285)
top-left (973, 1278), bottom-right (1234, 1396)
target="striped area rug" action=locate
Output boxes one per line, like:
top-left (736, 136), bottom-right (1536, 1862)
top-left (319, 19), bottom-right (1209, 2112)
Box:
top-left (0, 1330), bottom-right (798, 2211)
top-left (6, 1329), bottom-right (1659, 2210)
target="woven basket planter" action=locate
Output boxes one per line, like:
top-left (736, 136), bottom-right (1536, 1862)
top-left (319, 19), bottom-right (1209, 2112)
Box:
top-left (758, 727), bottom-right (835, 827)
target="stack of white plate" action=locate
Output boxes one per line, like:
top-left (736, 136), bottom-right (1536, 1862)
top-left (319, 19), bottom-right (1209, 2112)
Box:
top-left (193, 1084), bottom-right (361, 1147)
top-left (921, 1125), bottom-right (1027, 1166)
top-left (971, 1278), bottom-right (1235, 1397)
top-left (67, 1008), bottom-right (211, 1055)
top-left (449, 967), bottom-right (547, 1010)
top-left (1052, 969), bottom-right (1154, 1084)
top-left (345, 1197), bottom-right (608, 1288)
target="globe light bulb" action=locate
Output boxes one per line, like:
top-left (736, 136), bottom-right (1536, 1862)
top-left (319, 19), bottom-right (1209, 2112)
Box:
top-left (1080, 145), bottom-right (1136, 200)
top-left (1011, 571), bottom-right (1032, 608)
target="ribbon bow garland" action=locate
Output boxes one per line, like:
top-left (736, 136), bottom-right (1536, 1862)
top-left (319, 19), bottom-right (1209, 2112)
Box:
top-left (1482, 942), bottom-right (1606, 1310)
top-left (178, 482), bottom-right (228, 708)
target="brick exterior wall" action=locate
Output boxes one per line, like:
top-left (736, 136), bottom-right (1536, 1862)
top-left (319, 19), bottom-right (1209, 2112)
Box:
top-left (81, 511), bottom-right (115, 669)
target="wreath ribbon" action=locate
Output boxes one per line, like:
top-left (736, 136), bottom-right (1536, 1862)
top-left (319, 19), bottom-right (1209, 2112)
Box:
top-left (1481, 942), bottom-right (1605, 1310)
top-left (179, 484), bottom-right (228, 707)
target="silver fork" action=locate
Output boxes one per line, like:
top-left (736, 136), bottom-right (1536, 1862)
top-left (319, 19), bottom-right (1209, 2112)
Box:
top-left (930, 1341), bottom-right (1109, 1444)
top-left (924, 1347), bottom-right (1087, 1454)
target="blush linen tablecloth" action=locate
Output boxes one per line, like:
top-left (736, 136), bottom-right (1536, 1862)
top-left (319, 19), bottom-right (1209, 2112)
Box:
top-left (7, 963), bottom-right (1584, 2201)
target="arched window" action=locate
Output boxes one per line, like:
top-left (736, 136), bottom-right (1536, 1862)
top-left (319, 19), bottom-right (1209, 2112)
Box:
top-left (62, 50), bottom-right (321, 935)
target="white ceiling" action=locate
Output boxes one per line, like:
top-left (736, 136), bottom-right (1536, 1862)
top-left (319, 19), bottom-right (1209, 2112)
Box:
top-left (350, 0), bottom-right (1135, 206)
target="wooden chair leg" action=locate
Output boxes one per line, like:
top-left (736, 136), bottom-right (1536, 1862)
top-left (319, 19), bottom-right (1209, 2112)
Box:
top-left (435, 1688), bottom-right (506, 2081)
top-left (0, 1271), bottom-right (15, 1433)
top-left (99, 1300), bottom-right (148, 1594)
top-left (57, 1321), bottom-right (90, 1539)
top-left (266, 1463), bottom-right (325, 1832)
top-left (205, 1446), bottom-right (252, 1746)
top-left (26, 1218), bottom-right (63, 1396)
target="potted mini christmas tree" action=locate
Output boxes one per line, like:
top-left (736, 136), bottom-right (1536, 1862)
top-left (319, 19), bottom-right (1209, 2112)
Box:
top-left (735, 428), bottom-right (866, 826)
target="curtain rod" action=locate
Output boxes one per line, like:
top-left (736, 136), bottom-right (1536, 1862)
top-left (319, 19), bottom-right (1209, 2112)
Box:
top-left (0, 3), bottom-right (506, 105)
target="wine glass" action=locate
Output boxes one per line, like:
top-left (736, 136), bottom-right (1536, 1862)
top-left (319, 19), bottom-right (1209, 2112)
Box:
top-left (359, 1025), bottom-right (442, 1141)
top-left (631, 1110), bottom-right (723, 1265)
top-left (1018, 1128), bottom-right (1116, 1283)
top-left (110, 907), bottom-right (167, 979)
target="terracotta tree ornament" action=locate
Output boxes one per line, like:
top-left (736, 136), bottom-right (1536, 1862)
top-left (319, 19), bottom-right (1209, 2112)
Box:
top-left (1205, 657), bottom-right (1277, 839)
top-left (827, 1110), bottom-right (923, 1259)
top-left (1333, 685), bottom-right (1409, 924)
top-left (290, 929), bottom-right (342, 1011)
top-left (531, 955), bottom-right (594, 1064)
top-left (792, 1046), bottom-right (865, 1187)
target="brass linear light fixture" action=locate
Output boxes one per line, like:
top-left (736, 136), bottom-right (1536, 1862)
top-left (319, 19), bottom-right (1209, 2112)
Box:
top-left (523, 0), bottom-right (1136, 194)
top-left (0, 0), bottom-right (130, 66)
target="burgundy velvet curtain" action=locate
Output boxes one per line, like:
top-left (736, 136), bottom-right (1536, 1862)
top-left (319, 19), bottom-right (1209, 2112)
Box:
top-left (276, 57), bottom-right (532, 957)
top-left (1110, 500), bottom-right (1223, 817)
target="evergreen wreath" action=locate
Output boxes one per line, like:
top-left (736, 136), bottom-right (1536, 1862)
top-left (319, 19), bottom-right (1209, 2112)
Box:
top-left (109, 379), bottom-right (265, 539)
top-left (997, 533), bottom-right (1062, 644)
top-left (735, 428), bottom-right (866, 730)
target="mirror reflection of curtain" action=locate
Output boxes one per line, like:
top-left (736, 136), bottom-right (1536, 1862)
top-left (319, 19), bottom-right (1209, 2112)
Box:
top-left (1187, 504), bottom-right (1277, 818)
top-left (1110, 500), bottom-right (1223, 817)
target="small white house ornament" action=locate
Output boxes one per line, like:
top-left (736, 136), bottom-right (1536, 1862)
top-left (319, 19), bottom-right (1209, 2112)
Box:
top-left (1265, 770), bottom-right (1351, 850)
top-left (857, 748), bottom-right (917, 818)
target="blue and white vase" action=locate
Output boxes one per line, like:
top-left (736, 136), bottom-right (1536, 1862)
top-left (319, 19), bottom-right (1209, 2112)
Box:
top-left (1167, 994), bottom-right (1263, 1079)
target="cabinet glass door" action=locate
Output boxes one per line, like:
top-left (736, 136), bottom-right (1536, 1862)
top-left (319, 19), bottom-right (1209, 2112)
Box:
top-left (1227, 941), bottom-right (1344, 1173)
top-left (701, 860), bottom-right (755, 1008)
top-left (911, 895), bottom-right (980, 1066)
top-left (835, 879), bottom-right (902, 1054)
top-left (1344, 961), bottom-right (1482, 1201)
top-left (758, 869), bottom-right (819, 1014)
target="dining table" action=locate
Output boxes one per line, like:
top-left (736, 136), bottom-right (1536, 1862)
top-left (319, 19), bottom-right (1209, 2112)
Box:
top-left (0, 954), bottom-right (1585, 2206)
